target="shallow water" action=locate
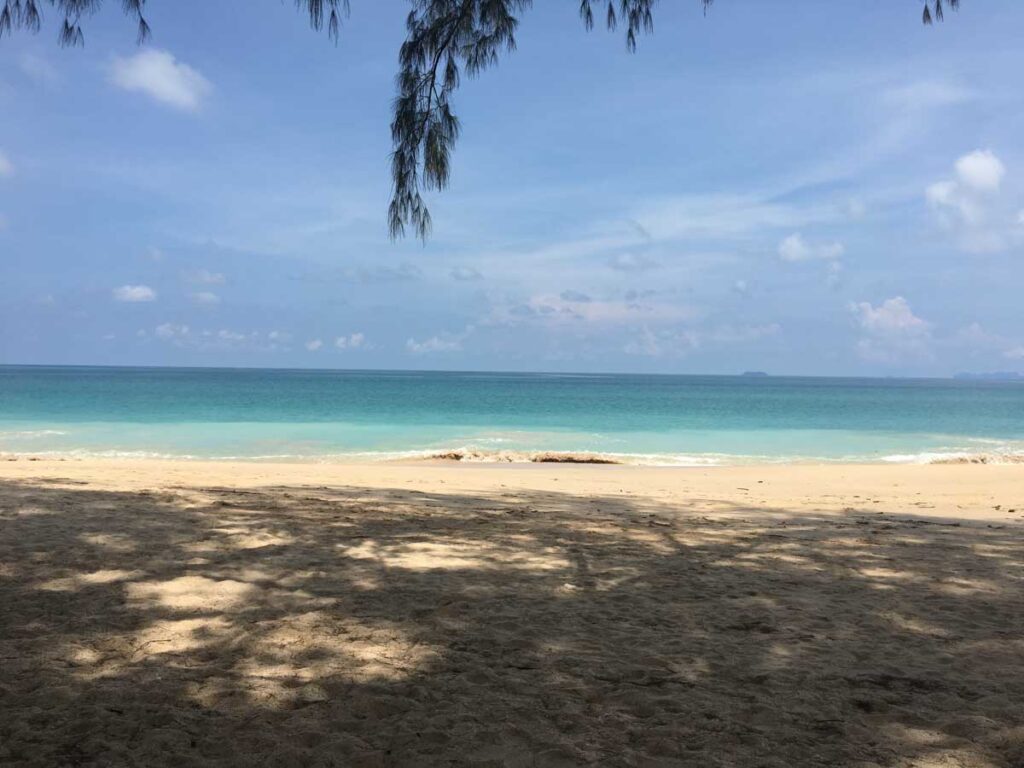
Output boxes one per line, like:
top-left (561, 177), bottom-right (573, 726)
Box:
top-left (2, 365), bottom-right (1023, 464)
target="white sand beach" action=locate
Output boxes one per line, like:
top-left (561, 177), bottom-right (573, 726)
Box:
top-left (1, 459), bottom-right (1022, 766)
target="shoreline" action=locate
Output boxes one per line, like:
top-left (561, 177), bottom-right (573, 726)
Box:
top-left (4, 447), bottom-right (1024, 467)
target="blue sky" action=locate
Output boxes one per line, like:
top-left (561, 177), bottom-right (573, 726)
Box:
top-left (1, 0), bottom-right (1022, 375)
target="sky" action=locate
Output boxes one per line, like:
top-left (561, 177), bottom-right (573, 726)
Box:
top-left (1, 0), bottom-right (1022, 376)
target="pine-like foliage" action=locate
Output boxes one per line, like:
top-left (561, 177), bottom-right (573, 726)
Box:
top-left (389, 1), bottom-right (527, 239)
top-left (922, 0), bottom-right (959, 25)
top-left (0, 0), bottom-right (961, 239)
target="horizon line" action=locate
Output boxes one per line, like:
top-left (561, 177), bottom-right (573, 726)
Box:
top-left (1, 362), bottom-right (1020, 383)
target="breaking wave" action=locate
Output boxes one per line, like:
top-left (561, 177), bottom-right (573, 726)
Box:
top-left (882, 451), bottom-right (1024, 465)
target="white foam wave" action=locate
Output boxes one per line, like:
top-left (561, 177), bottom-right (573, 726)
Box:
top-left (6, 443), bottom-right (1023, 467)
top-left (882, 450), bottom-right (1024, 465)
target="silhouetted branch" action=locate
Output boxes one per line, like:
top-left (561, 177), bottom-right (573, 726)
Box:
top-left (0, 0), bottom-right (962, 239)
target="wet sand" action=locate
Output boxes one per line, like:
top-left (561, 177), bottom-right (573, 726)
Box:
top-left (1, 459), bottom-right (1022, 766)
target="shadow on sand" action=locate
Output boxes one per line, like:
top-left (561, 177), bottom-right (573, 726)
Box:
top-left (0, 477), bottom-right (1022, 766)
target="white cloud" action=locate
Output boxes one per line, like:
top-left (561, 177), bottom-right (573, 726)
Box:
top-left (852, 297), bottom-right (928, 335)
top-left (850, 297), bottom-right (932, 362)
top-left (955, 149), bottom-right (1005, 192)
top-left (186, 268), bottom-right (225, 285)
top-left (607, 252), bottom-right (659, 272)
top-left (778, 233), bottom-right (844, 262)
top-left (926, 149), bottom-right (1018, 253)
top-left (949, 323), bottom-right (1024, 361)
top-left (623, 323), bottom-right (778, 358)
top-left (925, 180), bottom-right (959, 208)
top-left (846, 198), bottom-right (867, 219)
top-left (155, 322), bottom-right (189, 340)
top-left (636, 193), bottom-right (833, 242)
top-left (882, 80), bottom-right (973, 112)
top-left (0, 150), bottom-right (13, 178)
top-left (305, 339), bottom-right (323, 351)
top-left (148, 328), bottom-right (294, 351)
top-left (217, 329), bottom-right (246, 343)
top-left (113, 284), bottom-right (156, 302)
top-left (450, 266), bottom-right (482, 281)
top-left (954, 322), bottom-right (994, 345)
top-left (406, 328), bottom-right (471, 355)
top-left (335, 332), bottom-right (366, 350)
top-left (190, 291), bottom-right (220, 305)
top-left (109, 49), bottom-right (212, 112)
top-left (624, 327), bottom-right (700, 358)
top-left (778, 234), bottom-right (808, 261)
top-left (18, 53), bottom-right (59, 85)
top-left (407, 336), bottom-right (462, 354)
top-left (495, 294), bottom-right (695, 328)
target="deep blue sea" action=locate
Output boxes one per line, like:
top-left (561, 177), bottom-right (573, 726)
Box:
top-left (1, 365), bottom-right (1023, 464)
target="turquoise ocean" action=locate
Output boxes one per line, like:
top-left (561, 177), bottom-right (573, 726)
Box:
top-left (1, 365), bottom-right (1023, 465)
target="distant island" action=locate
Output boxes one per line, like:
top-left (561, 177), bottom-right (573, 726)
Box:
top-left (953, 371), bottom-right (1023, 382)
top-left (742, 371), bottom-right (769, 377)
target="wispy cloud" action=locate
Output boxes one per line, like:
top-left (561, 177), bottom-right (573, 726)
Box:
top-left (778, 233), bottom-right (844, 263)
top-left (559, 290), bottom-right (591, 303)
top-left (335, 332), bottom-right (365, 350)
top-left (450, 266), bottom-right (482, 281)
top-left (216, 329), bottom-right (247, 343)
top-left (407, 328), bottom-right (471, 355)
top-left (152, 328), bottom-right (295, 352)
top-left (635, 194), bottom-right (836, 242)
top-left (184, 269), bottom-right (226, 285)
top-left (18, 53), bottom-right (59, 86)
top-left (881, 80), bottom-right (974, 112)
top-left (524, 294), bottom-right (695, 327)
top-left (155, 322), bottom-right (189, 341)
top-left (109, 49), bottom-right (212, 112)
top-left (113, 285), bottom-right (156, 303)
top-left (190, 291), bottom-right (220, 306)
top-left (407, 336), bottom-right (461, 354)
top-left (948, 323), bottom-right (1024, 362)
top-left (624, 323), bottom-right (780, 358)
top-left (607, 252), bottom-right (659, 272)
top-left (0, 150), bottom-right (13, 178)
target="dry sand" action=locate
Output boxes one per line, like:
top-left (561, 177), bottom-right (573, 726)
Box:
top-left (1, 458), bottom-right (1022, 767)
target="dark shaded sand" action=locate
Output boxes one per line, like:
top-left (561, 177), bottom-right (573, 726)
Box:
top-left (0, 460), bottom-right (1022, 766)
